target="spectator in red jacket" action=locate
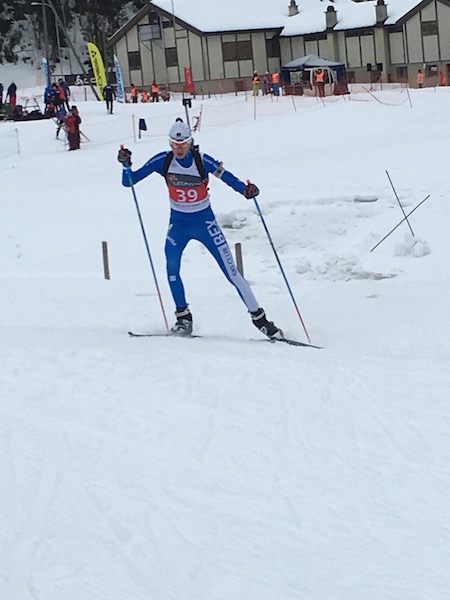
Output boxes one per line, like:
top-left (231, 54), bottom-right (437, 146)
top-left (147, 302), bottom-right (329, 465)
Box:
top-left (65, 105), bottom-right (82, 150)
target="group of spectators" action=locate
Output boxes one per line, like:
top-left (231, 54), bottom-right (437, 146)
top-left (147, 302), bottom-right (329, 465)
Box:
top-left (129, 81), bottom-right (170, 103)
top-left (42, 80), bottom-right (81, 150)
top-left (44, 79), bottom-right (71, 114)
top-left (98, 80), bottom-right (170, 111)
top-left (42, 79), bottom-right (81, 149)
top-left (251, 70), bottom-right (281, 96)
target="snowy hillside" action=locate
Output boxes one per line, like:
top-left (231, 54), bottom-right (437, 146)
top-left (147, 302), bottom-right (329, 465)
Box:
top-left (1, 69), bottom-right (450, 600)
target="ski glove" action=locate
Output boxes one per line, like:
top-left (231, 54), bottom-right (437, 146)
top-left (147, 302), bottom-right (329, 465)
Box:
top-left (118, 147), bottom-right (132, 167)
top-left (244, 182), bottom-right (260, 199)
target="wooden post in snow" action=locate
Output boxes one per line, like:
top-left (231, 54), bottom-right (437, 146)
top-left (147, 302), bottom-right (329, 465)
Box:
top-left (235, 242), bottom-right (243, 276)
top-left (102, 241), bottom-right (110, 280)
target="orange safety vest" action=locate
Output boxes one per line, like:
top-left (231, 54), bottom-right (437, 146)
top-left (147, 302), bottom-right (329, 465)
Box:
top-left (272, 72), bottom-right (280, 84)
top-left (417, 72), bottom-right (425, 84)
top-left (131, 86), bottom-right (138, 97)
top-left (315, 71), bottom-right (324, 83)
top-left (151, 83), bottom-right (159, 94)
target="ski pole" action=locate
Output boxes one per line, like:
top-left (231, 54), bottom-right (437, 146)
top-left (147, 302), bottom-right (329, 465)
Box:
top-left (123, 149), bottom-right (170, 332)
top-left (80, 129), bottom-right (90, 142)
top-left (250, 184), bottom-right (312, 343)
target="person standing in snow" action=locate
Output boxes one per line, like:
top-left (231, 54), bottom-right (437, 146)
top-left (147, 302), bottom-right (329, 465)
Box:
top-left (314, 69), bottom-right (325, 98)
top-left (417, 69), bottom-right (425, 89)
top-left (103, 82), bottom-right (116, 114)
top-left (150, 80), bottom-right (160, 102)
top-left (55, 106), bottom-right (67, 138)
top-left (271, 70), bottom-right (281, 96)
top-left (58, 78), bottom-right (71, 110)
top-left (252, 71), bottom-right (260, 96)
top-left (65, 105), bottom-right (81, 150)
top-left (6, 82), bottom-right (17, 109)
top-left (262, 72), bottom-right (272, 95)
top-left (130, 83), bottom-right (139, 103)
top-left (118, 119), bottom-right (284, 339)
top-left (51, 81), bottom-right (65, 110)
top-left (43, 84), bottom-right (53, 111)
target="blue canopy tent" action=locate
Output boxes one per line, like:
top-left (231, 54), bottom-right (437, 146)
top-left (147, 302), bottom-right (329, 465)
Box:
top-left (282, 54), bottom-right (349, 96)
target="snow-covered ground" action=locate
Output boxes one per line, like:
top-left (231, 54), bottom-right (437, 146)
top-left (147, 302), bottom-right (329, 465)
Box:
top-left (1, 64), bottom-right (450, 600)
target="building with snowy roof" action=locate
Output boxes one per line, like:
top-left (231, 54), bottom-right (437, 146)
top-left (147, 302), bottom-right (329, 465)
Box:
top-left (107, 0), bottom-right (450, 94)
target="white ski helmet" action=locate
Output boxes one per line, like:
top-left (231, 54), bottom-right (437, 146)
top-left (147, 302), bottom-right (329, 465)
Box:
top-left (169, 119), bottom-right (192, 144)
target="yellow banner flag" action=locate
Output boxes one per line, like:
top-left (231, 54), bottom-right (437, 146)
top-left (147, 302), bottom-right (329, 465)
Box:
top-left (87, 42), bottom-right (107, 100)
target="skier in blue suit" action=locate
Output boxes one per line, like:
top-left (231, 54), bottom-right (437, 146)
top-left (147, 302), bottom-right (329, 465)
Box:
top-left (118, 119), bottom-right (283, 339)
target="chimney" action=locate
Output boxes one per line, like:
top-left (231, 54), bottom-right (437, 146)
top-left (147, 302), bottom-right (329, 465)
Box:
top-left (288, 0), bottom-right (299, 17)
top-left (325, 5), bottom-right (337, 29)
top-left (375, 0), bottom-right (388, 24)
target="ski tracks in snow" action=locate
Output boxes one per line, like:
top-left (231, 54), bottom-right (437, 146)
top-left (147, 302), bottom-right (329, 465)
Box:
top-left (2, 330), bottom-right (450, 599)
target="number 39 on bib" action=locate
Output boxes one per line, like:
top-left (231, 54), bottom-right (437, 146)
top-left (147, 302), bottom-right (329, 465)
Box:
top-left (168, 182), bottom-right (208, 204)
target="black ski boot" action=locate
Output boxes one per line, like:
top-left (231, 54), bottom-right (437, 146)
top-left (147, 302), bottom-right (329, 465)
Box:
top-left (251, 308), bottom-right (284, 340)
top-left (171, 306), bottom-right (193, 336)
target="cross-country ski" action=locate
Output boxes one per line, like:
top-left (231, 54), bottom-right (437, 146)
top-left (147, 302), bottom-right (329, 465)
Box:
top-left (127, 330), bottom-right (322, 348)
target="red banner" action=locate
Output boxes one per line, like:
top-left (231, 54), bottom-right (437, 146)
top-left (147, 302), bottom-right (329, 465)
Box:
top-left (184, 67), bottom-right (195, 94)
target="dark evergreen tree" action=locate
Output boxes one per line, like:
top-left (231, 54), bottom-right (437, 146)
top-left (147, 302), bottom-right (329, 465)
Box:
top-left (0, 0), bottom-right (147, 64)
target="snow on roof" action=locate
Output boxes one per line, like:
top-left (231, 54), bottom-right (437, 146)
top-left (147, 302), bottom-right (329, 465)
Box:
top-left (384, 0), bottom-right (426, 25)
top-left (151, 0), bottom-right (287, 32)
top-left (151, 0), bottom-right (424, 36)
top-left (283, 54), bottom-right (345, 68)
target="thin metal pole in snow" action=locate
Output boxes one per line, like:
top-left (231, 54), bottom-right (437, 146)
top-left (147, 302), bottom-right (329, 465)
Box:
top-left (290, 93), bottom-right (297, 112)
top-left (15, 128), bottom-right (21, 157)
top-left (386, 170), bottom-right (415, 237)
top-left (405, 84), bottom-right (413, 108)
top-left (370, 195), bottom-right (431, 252)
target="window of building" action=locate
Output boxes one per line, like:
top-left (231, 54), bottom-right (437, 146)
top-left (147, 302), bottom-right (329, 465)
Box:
top-left (421, 21), bottom-right (438, 36)
top-left (345, 28), bottom-right (373, 38)
top-left (396, 66), bottom-right (408, 80)
top-left (138, 12), bottom-right (162, 40)
top-left (139, 23), bottom-right (161, 41)
top-left (426, 64), bottom-right (438, 77)
top-left (238, 40), bottom-right (253, 60)
top-left (237, 40), bottom-right (253, 60)
top-left (162, 20), bottom-right (173, 29)
top-left (222, 40), bottom-right (253, 62)
top-left (266, 37), bottom-right (280, 59)
top-left (128, 51), bottom-right (141, 70)
top-left (222, 42), bottom-right (237, 61)
top-left (165, 47), bottom-right (178, 67)
top-left (304, 33), bottom-right (327, 42)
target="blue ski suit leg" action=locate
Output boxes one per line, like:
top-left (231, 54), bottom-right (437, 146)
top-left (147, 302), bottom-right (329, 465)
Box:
top-left (164, 207), bottom-right (260, 312)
